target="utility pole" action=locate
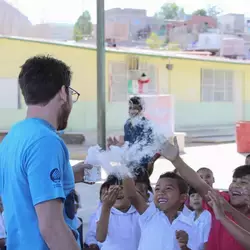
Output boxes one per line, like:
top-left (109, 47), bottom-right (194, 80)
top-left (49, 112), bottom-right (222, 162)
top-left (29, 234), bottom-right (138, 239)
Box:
top-left (96, 0), bottom-right (106, 149)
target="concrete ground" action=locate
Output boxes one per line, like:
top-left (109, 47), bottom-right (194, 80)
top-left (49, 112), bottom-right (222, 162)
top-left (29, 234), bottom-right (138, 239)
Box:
top-left (71, 142), bottom-right (248, 240)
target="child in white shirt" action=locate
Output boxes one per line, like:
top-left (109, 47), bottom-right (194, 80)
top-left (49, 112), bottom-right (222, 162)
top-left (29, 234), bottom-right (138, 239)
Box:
top-left (96, 175), bottom-right (141, 250)
top-left (85, 182), bottom-right (109, 249)
top-left (123, 171), bottom-right (202, 250)
top-left (188, 187), bottom-right (212, 249)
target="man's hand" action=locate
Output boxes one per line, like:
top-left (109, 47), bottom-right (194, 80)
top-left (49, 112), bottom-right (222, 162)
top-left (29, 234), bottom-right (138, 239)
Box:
top-left (160, 137), bottom-right (179, 162)
top-left (208, 191), bottom-right (226, 220)
top-left (102, 186), bottom-right (120, 209)
top-left (176, 230), bottom-right (189, 249)
top-left (72, 162), bottom-right (94, 184)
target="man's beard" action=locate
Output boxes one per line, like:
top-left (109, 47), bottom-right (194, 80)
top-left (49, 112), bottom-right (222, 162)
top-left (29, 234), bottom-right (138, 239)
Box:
top-left (57, 101), bottom-right (71, 131)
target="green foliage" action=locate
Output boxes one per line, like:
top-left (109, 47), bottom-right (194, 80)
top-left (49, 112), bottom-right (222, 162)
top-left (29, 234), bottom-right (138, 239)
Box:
top-left (73, 11), bottom-right (93, 41)
top-left (167, 43), bottom-right (181, 51)
top-left (155, 3), bottom-right (185, 20)
top-left (146, 33), bottom-right (164, 49)
top-left (192, 9), bottom-right (207, 16)
top-left (206, 5), bottom-right (222, 17)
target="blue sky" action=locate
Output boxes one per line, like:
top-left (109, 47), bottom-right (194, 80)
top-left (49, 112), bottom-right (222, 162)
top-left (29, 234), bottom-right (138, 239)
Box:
top-left (6, 0), bottom-right (250, 24)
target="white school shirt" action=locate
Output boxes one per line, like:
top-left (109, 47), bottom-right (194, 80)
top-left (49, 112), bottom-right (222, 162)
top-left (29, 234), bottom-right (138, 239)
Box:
top-left (138, 203), bottom-right (200, 250)
top-left (189, 210), bottom-right (212, 248)
top-left (85, 202), bottom-right (102, 247)
top-left (0, 213), bottom-right (6, 239)
top-left (182, 205), bottom-right (192, 216)
top-left (96, 205), bottom-right (140, 250)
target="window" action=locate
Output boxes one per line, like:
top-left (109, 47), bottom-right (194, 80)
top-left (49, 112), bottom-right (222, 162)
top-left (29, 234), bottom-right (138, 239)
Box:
top-left (0, 78), bottom-right (20, 108)
top-left (109, 57), bottom-right (158, 102)
top-left (201, 69), bottom-right (233, 102)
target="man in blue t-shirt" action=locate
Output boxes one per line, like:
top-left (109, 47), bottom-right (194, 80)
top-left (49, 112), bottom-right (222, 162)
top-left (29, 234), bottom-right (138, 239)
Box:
top-left (0, 56), bottom-right (90, 250)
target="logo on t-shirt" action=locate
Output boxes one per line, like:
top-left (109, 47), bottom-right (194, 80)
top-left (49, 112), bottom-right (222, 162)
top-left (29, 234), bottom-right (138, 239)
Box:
top-left (50, 168), bottom-right (61, 183)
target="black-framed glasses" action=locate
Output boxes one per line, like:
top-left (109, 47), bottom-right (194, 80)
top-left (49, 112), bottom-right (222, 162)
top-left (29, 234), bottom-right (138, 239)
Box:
top-left (68, 86), bottom-right (80, 103)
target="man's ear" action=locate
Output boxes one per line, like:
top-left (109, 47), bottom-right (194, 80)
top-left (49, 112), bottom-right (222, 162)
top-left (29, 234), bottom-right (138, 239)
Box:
top-left (59, 85), bottom-right (68, 103)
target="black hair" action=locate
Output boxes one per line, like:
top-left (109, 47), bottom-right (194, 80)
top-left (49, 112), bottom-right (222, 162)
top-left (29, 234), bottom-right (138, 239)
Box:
top-left (233, 165), bottom-right (250, 179)
top-left (134, 167), bottom-right (153, 193)
top-left (189, 187), bottom-right (198, 196)
top-left (129, 96), bottom-right (143, 110)
top-left (159, 172), bottom-right (189, 194)
top-left (246, 154), bottom-right (250, 159)
top-left (197, 167), bottom-right (213, 174)
top-left (19, 55), bottom-right (72, 106)
top-left (106, 175), bottom-right (123, 186)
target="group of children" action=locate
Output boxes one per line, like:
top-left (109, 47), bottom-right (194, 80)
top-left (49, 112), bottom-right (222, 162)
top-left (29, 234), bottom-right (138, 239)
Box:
top-left (82, 157), bottom-right (249, 250)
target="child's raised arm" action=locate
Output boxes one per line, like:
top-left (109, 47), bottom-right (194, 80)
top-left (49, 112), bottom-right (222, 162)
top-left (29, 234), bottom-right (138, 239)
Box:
top-left (208, 191), bottom-right (250, 249)
top-left (123, 176), bottom-right (148, 214)
top-left (96, 186), bottom-right (119, 243)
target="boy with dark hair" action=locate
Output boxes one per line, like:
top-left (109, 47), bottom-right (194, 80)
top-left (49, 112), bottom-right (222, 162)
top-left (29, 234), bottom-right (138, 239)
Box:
top-left (160, 138), bottom-right (250, 250)
top-left (123, 171), bottom-right (201, 250)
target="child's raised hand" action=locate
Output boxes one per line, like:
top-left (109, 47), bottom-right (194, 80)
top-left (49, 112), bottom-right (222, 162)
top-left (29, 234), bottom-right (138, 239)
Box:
top-left (102, 186), bottom-right (120, 209)
top-left (160, 137), bottom-right (179, 162)
top-left (175, 230), bottom-right (188, 248)
top-left (208, 190), bottom-right (225, 220)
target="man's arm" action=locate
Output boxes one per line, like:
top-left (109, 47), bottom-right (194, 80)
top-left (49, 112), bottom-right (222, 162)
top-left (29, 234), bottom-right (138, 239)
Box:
top-left (123, 176), bottom-right (148, 214)
top-left (35, 200), bottom-right (79, 250)
top-left (26, 136), bottom-right (79, 250)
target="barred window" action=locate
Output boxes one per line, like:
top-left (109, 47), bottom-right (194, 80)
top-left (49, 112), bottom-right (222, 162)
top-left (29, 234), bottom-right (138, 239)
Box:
top-left (201, 69), bottom-right (233, 102)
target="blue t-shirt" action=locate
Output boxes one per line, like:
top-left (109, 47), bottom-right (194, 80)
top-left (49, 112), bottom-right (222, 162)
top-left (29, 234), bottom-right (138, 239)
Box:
top-left (0, 118), bottom-right (77, 250)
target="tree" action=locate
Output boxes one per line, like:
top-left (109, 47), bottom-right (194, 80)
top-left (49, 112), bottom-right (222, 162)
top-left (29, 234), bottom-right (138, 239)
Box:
top-left (155, 3), bottom-right (185, 20)
top-left (146, 33), bottom-right (164, 49)
top-left (73, 11), bottom-right (93, 41)
top-left (192, 9), bottom-right (207, 16)
top-left (206, 5), bottom-right (222, 18)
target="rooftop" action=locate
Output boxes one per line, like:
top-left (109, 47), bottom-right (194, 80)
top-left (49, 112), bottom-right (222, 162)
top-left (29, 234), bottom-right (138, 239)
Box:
top-left (1, 35), bottom-right (250, 65)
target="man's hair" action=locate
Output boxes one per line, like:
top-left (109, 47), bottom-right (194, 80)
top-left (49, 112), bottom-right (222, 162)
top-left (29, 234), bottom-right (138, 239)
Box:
top-left (189, 187), bottom-right (198, 196)
top-left (18, 55), bottom-right (72, 105)
top-left (233, 165), bottom-right (250, 179)
top-left (129, 96), bottom-right (143, 110)
top-left (246, 154), bottom-right (250, 159)
top-left (134, 167), bottom-right (153, 193)
top-left (197, 167), bottom-right (213, 175)
top-left (159, 172), bottom-right (189, 194)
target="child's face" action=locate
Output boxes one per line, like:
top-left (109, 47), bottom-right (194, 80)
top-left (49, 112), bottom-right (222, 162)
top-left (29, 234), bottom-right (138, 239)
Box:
top-left (197, 169), bottom-right (214, 187)
top-left (135, 182), bottom-right (149, 202)
top-left (189, 193), bottom-right (203, 210)
top-left (229, 175), bottom-right (250, 207)
top-left (154, 178), bottom-right (186, 212)
top-left (129, 104), bottom-right (141, 117)
top-left (109, 185), bottom-right (131, 210)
